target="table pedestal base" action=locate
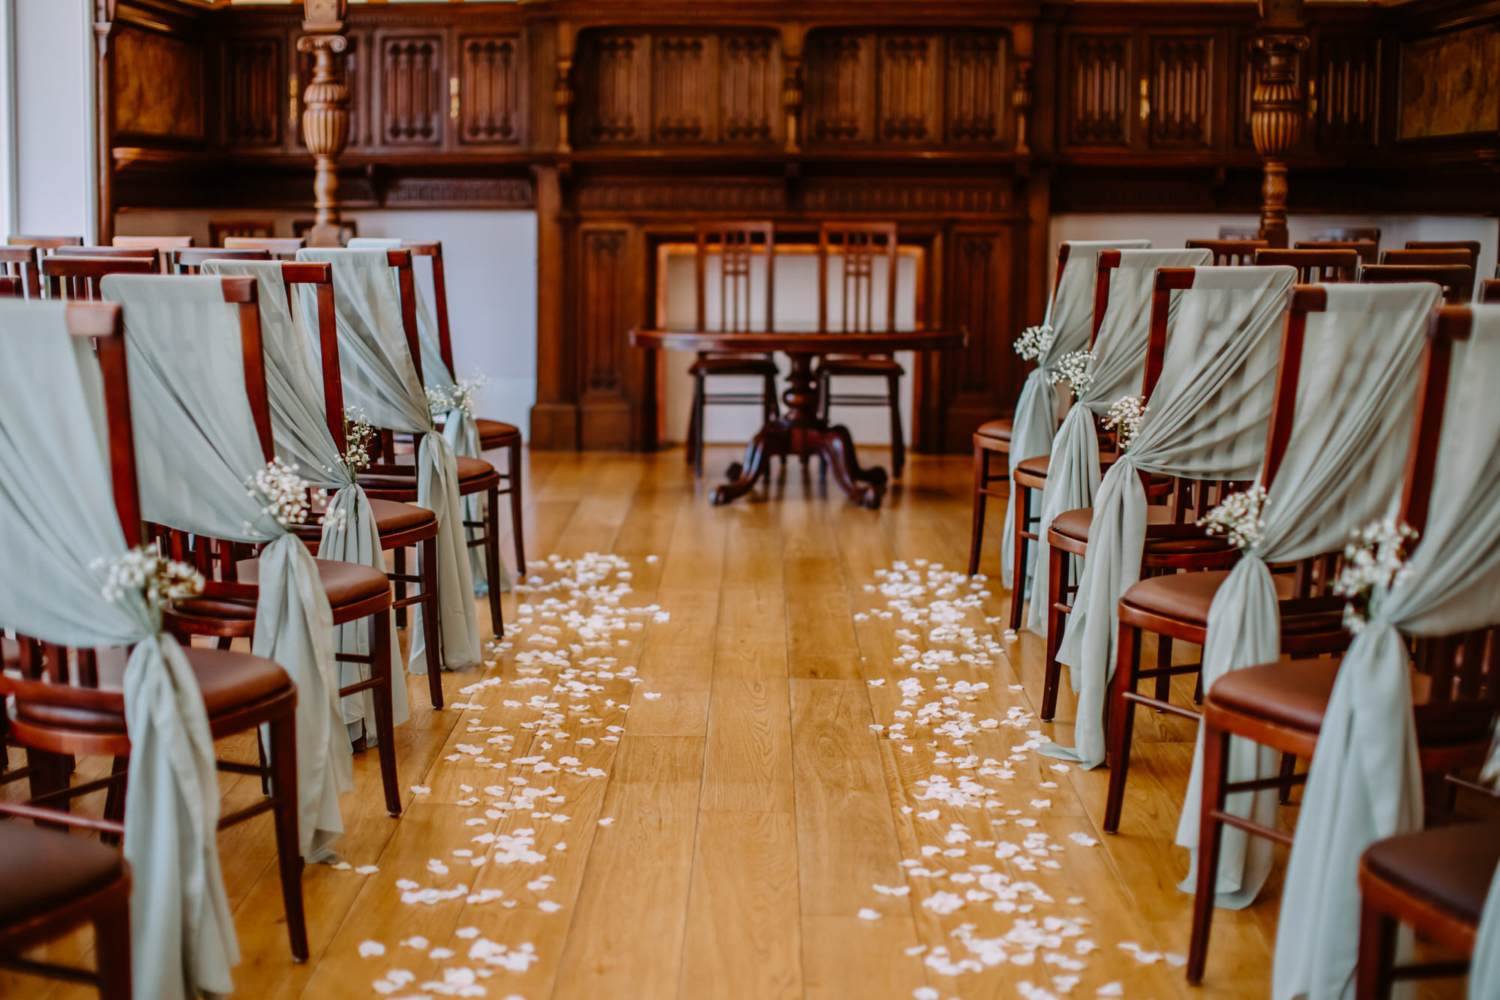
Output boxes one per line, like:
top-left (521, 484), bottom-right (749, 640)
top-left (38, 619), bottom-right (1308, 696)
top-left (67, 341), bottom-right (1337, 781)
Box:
top-left (711, 354), bottom-right (889, 509)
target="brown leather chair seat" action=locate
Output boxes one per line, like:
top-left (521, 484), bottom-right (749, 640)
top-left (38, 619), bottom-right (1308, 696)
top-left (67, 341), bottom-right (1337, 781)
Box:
top-left (976, 418), bottom-right (1013, 443)
top-left (14, 645), bottom-right (292, 734)
top-left (366, 497), bottom-right (435, 533)
top-left (1124, 569), bottom-right (1297, 623)
top-left (1017, 455), bottom-right (1049, 478)
top-left (359, 455), bottom-right (497, 491)
top-left (1362, 821), bottom-right (1500, 927)
top-left (475, 418), bottom-right (521, 449)
top-left (688, 355), bottom-right (778, 377)
top-left (1049, 506), bottom-right (1238, 555)
top-left (820, 355), bottom-right (904, 376)
top-left (0, 824), bottom-right (126, 929)
top-left (174, 558), bottom-right (390, 620)
top-left (456, 455), bottom-right (498, 485)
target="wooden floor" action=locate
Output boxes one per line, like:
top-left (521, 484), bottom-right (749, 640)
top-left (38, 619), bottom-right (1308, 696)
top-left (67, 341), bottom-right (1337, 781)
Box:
top-left (0, 446), bottom-right (1407, 999)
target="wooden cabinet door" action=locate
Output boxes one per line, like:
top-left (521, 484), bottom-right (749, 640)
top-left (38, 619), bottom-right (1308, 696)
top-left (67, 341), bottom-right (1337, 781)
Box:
top-left (374, 29), bottom-right (447, 151)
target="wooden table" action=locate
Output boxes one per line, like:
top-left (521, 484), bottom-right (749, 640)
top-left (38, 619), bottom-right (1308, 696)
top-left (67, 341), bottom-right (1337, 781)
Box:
top-left (629, 329), bottom-right (967, 508)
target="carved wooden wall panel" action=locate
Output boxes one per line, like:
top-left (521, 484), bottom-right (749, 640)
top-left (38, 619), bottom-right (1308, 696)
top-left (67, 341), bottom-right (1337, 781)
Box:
top-left (1064, 31), bottom-right (1132, 148)
top-left (376, 30), bottom-right (445, 149)
top-left (580, 228), bottom-right (628, 395)
top-left (1146, 33), bottom-right (1213, 149)
top-left (222, 33), bottom-right (282, 147)
top-left (576, 31), bottom-right (650, 145)
top-left (950, 232), bottom-right (1000, 396)
top-left (806, 31), bottom-right (875, 143)
top-left (1317, 35), bottom-right (1379, 147)
top-left (945, 32), bottom-right (1009, 144)
top-left (721, 34), bottom-right (779, 143)
top-left (115, 25), bottom-right (204, 142)
top-left (456, 33), bottom-right (523, 146)
top-left (878, 34), bottom-right (940, 143)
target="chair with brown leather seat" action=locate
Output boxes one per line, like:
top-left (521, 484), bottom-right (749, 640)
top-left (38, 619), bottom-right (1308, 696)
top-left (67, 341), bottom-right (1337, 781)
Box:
top-left (0, 298), bottom-right (308, 964)
top-left (40, 256), bottom-right (155, 301)
top-left (170, 246), bottom-right (271, 274)
top-left (1187, 238), bottom-right (1268, 266)
top-left (1295, 238), bottom-right (1379, 265)
top-left (1380, 246), bottom-right (1476, 269)
top-left (1256, 247), bottom-right (1361, 283)
top-left (1184, 305), bottom-right (1500, 983)
top-left (1403, 240), bottom-right (1482, 270)
top-left (1359, 263), bottom-right (1474, 304)
top-left (1355, 820), bottom-right (1500, 999)
top-left (0, 824), bottom-right (132, 998)
top-left (8, 235), bottom-right (83, 253)
top-left (0, 246), bottom-right (41, 297)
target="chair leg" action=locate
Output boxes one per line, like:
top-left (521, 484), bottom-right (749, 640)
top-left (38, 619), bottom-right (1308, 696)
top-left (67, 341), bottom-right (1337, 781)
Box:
top-left (93, 879), bottom-right (133, 1000)
top-left (1277, 752), bottom-right (1299, 805)
top-left (420, 534), bottom-right (444, 709)
top-left (763, 372), bottom-right (778, 424)
top-left (1354, 899), bottom-right (1399, 1000)
top-left (267, 712), bottom-right (308, 962)
top-left (968, 447), bottom-right (988, 577)
top-left (1186, 720), bottom-right (1232, 984)
top-left (688, 374), bottom-right (706, 477)
top-left (101, 755), bottom-right (129, 845)
top-left (888, 373), bottom-right (905, 480)
top-left (507, 439), bottom-right (526, 573)
top-left (26, 748), bottom-right (68, 827)
top-left (1041, 544), bottom-right (1067, 721)
top-left (484, 483), bottom-right (504, 638)
top-left (1154, 634), bottom-right (1174, 706)
top-left (370, 611), bottom-right (401, 817)
top-left (1102, 622), bottom-right (1142, 833)
top-left (1008, 479), bottom-right (1030, 631)
top-left (393, 545), bottom-right (408, 630)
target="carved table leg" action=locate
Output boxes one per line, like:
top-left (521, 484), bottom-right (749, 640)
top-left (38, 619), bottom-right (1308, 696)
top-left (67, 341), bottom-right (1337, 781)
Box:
top-left (814, 424), bottom-right (886, 509)
top-left (714, 422), bottom-right (788, 505)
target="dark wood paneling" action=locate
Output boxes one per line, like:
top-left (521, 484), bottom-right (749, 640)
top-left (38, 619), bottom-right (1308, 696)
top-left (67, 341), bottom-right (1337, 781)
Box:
top-left (1146, 32), bottom-right (1213, 149)
top-left (805, 31), bottom-right (875, 143)
top-left (945, 32), bottom-right (1009, 144)
top-left (457, 33), bottom-right (524, 146)
top-left (114, 24), bottom-right (204, 142)
top-left (222, 33), bottom-right (282, 148)
top-left (376, 29), bottom-right (445, 149)
top-left (576, 30), bottom-right (650, 145)
top-left (1316, 35), bottom-right (1380, 147)
top-left (1063, 30), bottom-right (1133, 148)
top-left (721, 34), bottom-right (780, 143)
top-left (652, 33), bottom-right (713, 143)
top-left (878, 34), bottom-right (941, 143)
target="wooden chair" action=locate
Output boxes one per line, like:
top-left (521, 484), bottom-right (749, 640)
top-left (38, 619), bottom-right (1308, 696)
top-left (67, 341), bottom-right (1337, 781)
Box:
top-left (209, 219), bottom-right (275, 246)
top-left (170, 247), bottom-right (271, 274)
top-left (53, 245), bottom-right (161, 274)
top-left (349, 249), bottom-right (507, 642)
top-left (1185, 305), bottom-right (1500, 983)
top-left (153, 276), bottom-right (404, 817)
top-left (1187, 239), bottom-right (1268, 266)
top-left (401, 239), bottom-right (526, 572)
top-left (278, 260), bottom-right (446, 712)
top-left (1295, 239), bottom-right (1379, 265)
top-left (1040, 266), bottom-right (1243, 724)
top-left (1309, 225), bottom-right (1381, 247)
top-left (1404, 240), bottom-right (1481, 270)
top-left (0, 246), bottom-right (40, 298)
top-left (224, 236), bottom-right (307, 259)
top-left (0, 274), bottom-right (21, 297)
top-left (1255, 247), bottom-right (1361, 283)
top-left (816, 222), bottom-right (908, 478)
top-left (682, 222), bottom-right (781, 479)
top-left (1482, 279), bottom-right (1500, 304)
top-left (1355, 820), bottom-right (1500, 999)
top-left (1217, 225), bottom-right (1263, 241)
top-left (40, 256), bottom-right (154, 301)
top-left (0, 824), bottom-right (131, 999)
top-left (1380, 247), bottom-right (1475, 269)
top-left (1359, 263), bottom-right (1474, 303)
top-left (8, 235), bottom-right (82, 253)
top-left (0, 296), bottom-right (308, 964)
top-left (112, 236), bottom-right (192, 273)
top-left (293, 219), bottom-right (357, 245)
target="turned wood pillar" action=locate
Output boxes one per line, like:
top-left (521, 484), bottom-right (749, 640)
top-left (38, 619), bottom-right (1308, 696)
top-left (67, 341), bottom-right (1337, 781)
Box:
top-left (1250, 0), bottom-right (1307, 249)
top-left (298, 0), bottom-right (350, 248)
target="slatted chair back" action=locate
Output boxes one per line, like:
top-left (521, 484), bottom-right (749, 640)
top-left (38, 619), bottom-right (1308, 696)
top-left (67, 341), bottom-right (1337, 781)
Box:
top-left (209, 219), bottom-right (275, 246)
top-left (0, 245), bottom-right (40, 297)
top-left (818, 222), bottom-right (898, 334)
top-left (1295, 239), bottom-right (1379, 265)
top-left (1381, 247), bottom-right (1475, 269)
top-left (41, 255), bottom-right (155, 301)
top-left (1309, 226), bottom-right (1381, 247)
top-left (113, 236), bottom-right (192, 272)
top-left (171, 246), bottom-right (272, 274)
top-left (224, 236), bottom-right (307, 259)
top-left (401, 240), bottom-right (458, 373)
top-left (1255, 247), bottom-right (1360, 283)
top-left (1481, 279), bottom-right (1500, 305)
top-left (8, 235), bottom-right (83, 253)
top-left (1405, 240), bottom-right (1481, 270)
top-left (1187, 238), bottom-right (1268, 266)
top-left (1358, 263), bottom-right (1474, 304)
top-left (54, 245), bottom-right (161, 274)
top-left (695, 222), bottom-right (775, 334)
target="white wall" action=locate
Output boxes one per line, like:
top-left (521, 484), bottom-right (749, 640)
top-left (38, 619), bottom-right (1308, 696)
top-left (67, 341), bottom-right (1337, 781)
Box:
top-left (113, 207), bottom-right (540, 436)
top-left (12, 0), bottom-right (91, 238)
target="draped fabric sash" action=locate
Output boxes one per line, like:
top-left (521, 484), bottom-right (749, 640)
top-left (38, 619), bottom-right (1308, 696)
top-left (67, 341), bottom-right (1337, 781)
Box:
top-left (296, 248), bottom-right (482, 673)
top-left (1026, 247), bottom-right (1211, 636)
top-left (1274, 307), bottom-right (1500, 999)
top-left (202, 258), bottom-right (410, 737)
top-left (102, 274), bottom-right (351, 861)
top-left (1000, 239), bottom-right (1151, 591)
top-left (0, 302), bottom-right (238, 1000)
top-left (1042, 266), bottom-right (1296, 769)
top-left (1171, 283), bottom-right (1437, 910)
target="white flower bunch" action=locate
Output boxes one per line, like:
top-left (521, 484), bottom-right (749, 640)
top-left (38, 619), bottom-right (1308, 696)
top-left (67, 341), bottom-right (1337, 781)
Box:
top-left (1104, 395), bottom-right (1148, 451)
top-left (1013, 324), bottom-right (1054, 362)
top-left (428, 372), bottom-right (491, 419)
top-left (1047, 350), bottom-right (1095, 396)
top-left (1198, 485), bottom-right (1270, 550)
top-left (248, 457), bottom-right (311, 528)
top-left (342, 405), bottom-right (375, 476)
top-left (1334, 516), bottom-right (1418, 634)
top-left (93, 546), bottom-right (204, 610)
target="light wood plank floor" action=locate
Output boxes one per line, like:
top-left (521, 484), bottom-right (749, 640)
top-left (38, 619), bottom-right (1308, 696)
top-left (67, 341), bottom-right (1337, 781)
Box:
top-left (1, 446), bottom-right (1464, 1000)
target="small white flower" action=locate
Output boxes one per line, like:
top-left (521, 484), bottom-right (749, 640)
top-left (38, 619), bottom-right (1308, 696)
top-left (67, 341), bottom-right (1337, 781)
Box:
top-left (247, 457), bottom-right (310, 527)
top-left (1334, 516), bottom-right (1418, 634)
top-left (1047, 350), bottom-right (1096, 396)
top-left (341, 405), bottom-right (375, 476)
top-left (1014, 324), bottom-right (1055, 362)
top-left (94, 546), bottom-right (204, 612)
top-left (1103, 395), bottom-right (1148, 451)
top-left (1198, 485), bottom-right (1270, 551)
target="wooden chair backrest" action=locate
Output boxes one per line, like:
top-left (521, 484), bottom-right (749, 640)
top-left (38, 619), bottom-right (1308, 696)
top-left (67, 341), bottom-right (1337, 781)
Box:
top-left (1381, 248), bottom-right (1475, 270)
top-left (695, 222), bottom-right (775, 334)
top-left (277, 261), bottom-right (347, 450)
top-left (0, 245), bottom-right (40, 298)
top-left (1310, 226), bottom-right (1381, 247)
top-left (113, 236), bottom-right (192, 272)
top-left (1187, 238), bottom-right (1268, 266)
top-left (41, 255), bottom-right (155, 301)
top-left (401, 240), bottom-right (456, 372)
top-left (54, 245), bottom-right (161, 274)
top-left (818, 222), bottom-right (898, 334)
top-left (1295, 239), bottom-right (1379, 265)
top-left (1405, 240), bottom-right (1481, 271)
top-left (1255, 247), bottom-right (1360, 283)
top-left (209, 219), bottom-right (275, 246)
top-left (8, 235), bottom-right (83, 253)
top-left (223, 236), bottom-right (307, 259)
top-left (0, 274), bottom-right (20, 298)
top-left (171, 247), bottom-right (272, 274)
top-left (1358, 264), bottom-right (1474, 304)
top-left (1217, 225), bottom-right (1262, 241)
top-left (1481, 279), bottom-right (1500, 305)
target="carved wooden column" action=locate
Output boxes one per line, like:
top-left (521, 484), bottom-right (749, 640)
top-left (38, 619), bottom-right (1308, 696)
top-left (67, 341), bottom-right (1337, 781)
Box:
top-left (298, 0), bottom-right (350, 248)
top-left (1250, 0), bottom-right (1307, 249)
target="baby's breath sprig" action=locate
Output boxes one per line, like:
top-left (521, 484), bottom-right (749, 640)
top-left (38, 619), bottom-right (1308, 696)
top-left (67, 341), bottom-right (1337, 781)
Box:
top-left (1104, 395), bottom-right (1148, 452)
top-left (1013, 324), bottom-right (1054, 362)
top-left (92, 546), bottom-right (204, 612)
top-left (1333, 516), bottom-right (1418, 634)
top-left (428, 372), bottom-right (491, 420)
top-left (247, 457), bottom-right (311, 528)
top-left (1198, 485), bottom-right (1270, 550)
top-left (1047, 350), bottom-right (1096, 397)
top-left (342, 406), bottom-right (375, 476)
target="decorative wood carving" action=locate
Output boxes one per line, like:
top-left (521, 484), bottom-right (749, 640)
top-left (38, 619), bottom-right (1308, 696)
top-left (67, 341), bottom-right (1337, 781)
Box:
top-left (801, 180), bottom-right (1012, 215)
top-left (576, 31), bottom-right (648, 144)
top-left (298, 29), bottom-right (350, 245)
top-left (457, 33), bottom-right (523, 146)
top-left (223, 34), bottom-right (282, 147)
top-left (114, 25), bottom-right (203, 142)
top-left (1065, 32), bottom-right (1132, 148)
top-left (383, 177), bottom-right (533, 208)
top-left (1316, 35), bottom-right (1378, 147)
top-left (1250, 32), bottom-right (1310, 248)
top-left (297, 32), bottom-right (364, 150)
top-left (946, 32), bottom-right (1008, 144)
top-left (378, 32), bottom-right (445, 147)
top-left (951, 233), bottom-right (998, 395)
top-left (576, 179), bottom-right (783, 214)
top-left (1146, 34), bottom-right (1213, 149)
top-left (878, 34), bottom-right (939, 143)
top-left (579, 228), bottom-right (628, 394)
top-left (722, 34), bottom-right (779, 143)
top-left (652, 34), bottom-right (710, 142)
top-left (806, 31), bottom-right (873, 143)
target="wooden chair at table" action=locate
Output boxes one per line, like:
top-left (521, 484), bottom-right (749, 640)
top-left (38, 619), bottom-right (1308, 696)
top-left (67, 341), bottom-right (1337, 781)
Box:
top-left (1355, 819), bottom-right (1500, 999)
top-left (347, 249), bottom-right (507, 641)
top-left (278, 259), bottom-right (446, 711)
top-left (1217, 225), bottom-right (1263, 240)
top-left (0, 274), bottom-right (21, 297)
top-left (0, 297), bottom-right (310, 965)
top-left (0, 246), bottom-right (40, 297)
top-left (224, 236), bottom-right (307, 259)
top-left (1185, 305), bottom-right (1500, 983)
top-left (1255, 247), bottom-right (1360, 283)
top-left (682, 222), bottom-right (780, 479)
top-left (40, 256), bottom-right (155, 300)
top-left (156, 275), bottom-right (405, 817)
top-left (53, 245), bottom-right (161, 275)
top-left (1402, 240), bottom-right (1482, 270)
top-left (1309, 225), bottom-right (1381, 247)
top-left (816, 222), bottom-right (908, 478)
top-left (170, 246), bottom-right (272, 274)
top-left (1482, 279), bottom-right (1500, 304)
top-left (1359, 263), bottom-right (1475, 303)
top-left (112, 236), bottom-right (192, 273)
top-left (209, 219), bottom-right (275, 246)
top-left (1380, 247), bottom-right (1476, 269)
top-left (401, 238), bottom-right (527, 571)
top-left (1295, 238), bottom-right (1379, 266)
top-left (1186, 239), bottom-right (1268, 265)
top-left (7, 235), bottom-right (82, 253)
